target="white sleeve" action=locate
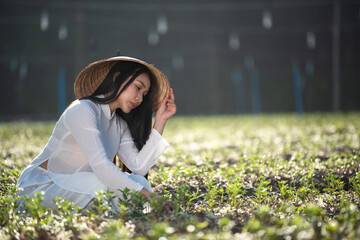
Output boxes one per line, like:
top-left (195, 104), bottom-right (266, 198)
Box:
top-left (63, 102), bottom-right (143, 193)
top-left (117, 120), bottom-right (169, 176)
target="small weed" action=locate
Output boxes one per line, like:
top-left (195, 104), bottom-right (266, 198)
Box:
top-left (324, 169), bottom-right (345, 195)
top-left (277, 180), bottom-right (295, 200)
top-left (226, 178), bottom-right (246, 208)
top-left (254, 176), bottom-right (272, 204)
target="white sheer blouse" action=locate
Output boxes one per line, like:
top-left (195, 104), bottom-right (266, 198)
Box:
top-left (17, 98), bottom-right (169, 197)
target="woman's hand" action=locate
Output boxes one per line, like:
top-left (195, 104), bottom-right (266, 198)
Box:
top-left (154, 88), bottom-right (176, 135)
top-left (161, 199), bottom-right (174, 213)
top-left (139, 188), bottom-right (173, 213)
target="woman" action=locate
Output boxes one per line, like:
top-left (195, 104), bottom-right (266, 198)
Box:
top-left (16, 56), bottom-right (176, 213)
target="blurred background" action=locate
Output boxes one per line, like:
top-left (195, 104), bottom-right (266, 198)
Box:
top-left (0, 0), bottom-right (359, 120)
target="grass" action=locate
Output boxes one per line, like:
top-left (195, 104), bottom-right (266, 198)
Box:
top-left (1, 113), bottom-right (360, 239)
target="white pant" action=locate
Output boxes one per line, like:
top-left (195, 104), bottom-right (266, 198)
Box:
top-left (16, 167), bottom-right (152, 212)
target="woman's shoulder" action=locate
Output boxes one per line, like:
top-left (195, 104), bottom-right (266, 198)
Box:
top-left (67, 99), bottom-right (100, 111)
top-left (63, 99), bottom-right (102, 119)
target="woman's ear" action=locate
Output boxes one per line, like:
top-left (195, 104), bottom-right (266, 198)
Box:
top-left (113, 72), bottom-right (120, 82)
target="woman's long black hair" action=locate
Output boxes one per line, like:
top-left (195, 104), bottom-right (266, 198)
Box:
top-left (84, 61), bottom-right (158, 151)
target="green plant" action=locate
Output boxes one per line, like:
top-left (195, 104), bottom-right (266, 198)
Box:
top-left (204, 178), bottom-right (220, 209)
top-left (254, 176), bottom-right (272, 204)
top-left (226, 179), bottom-right (246, 208)
top-left (324, 169), bottom-right (345, 195)
top-left (277, 180), bottom-right (295, 200)
top-left (349, 173), bottom-right (360, 198)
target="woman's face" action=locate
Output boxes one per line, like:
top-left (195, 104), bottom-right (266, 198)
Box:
top-left (109, 72), bottom-right (151, 114)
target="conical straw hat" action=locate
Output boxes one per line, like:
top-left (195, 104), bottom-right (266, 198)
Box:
top-left (74, 56), bottom-right (170, 112)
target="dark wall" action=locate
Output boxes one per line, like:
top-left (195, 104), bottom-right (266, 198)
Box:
top-left (0, 0), bottom-right (359, 119)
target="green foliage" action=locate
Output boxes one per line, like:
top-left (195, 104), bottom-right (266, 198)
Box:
top-left (226, 177), bottom-right (246, 208)
top-left (242, 202), bottom-right (360, 239)
top-left (277, 180), bottom-right (295, 200)
top-left (255, 176), bottom-right (272, 204)
top-left (172, 183), bottom-right (201, 211)
top-left (1, 113), bottom-right (360, 239)
top-left (324, 169), bottom-right (345, 195)
top-left (350, 172), bottom-right (360, 198)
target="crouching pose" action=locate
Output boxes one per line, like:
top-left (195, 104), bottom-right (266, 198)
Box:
top-left (16, 56), bottom-right (176, 213)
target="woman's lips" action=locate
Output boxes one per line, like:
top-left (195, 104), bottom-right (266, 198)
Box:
top-left (130, 102), bottom-right (136, 109)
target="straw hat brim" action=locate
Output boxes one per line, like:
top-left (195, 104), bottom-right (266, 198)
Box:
top-left (74, 56), bottom-right (170, 112)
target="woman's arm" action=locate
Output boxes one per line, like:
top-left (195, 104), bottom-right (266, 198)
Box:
top-left (117, 89), bottom-right (176, 175)
top-left (117, 126), bottom-right (169, 176)
top-left (153, 88), bottom-right (177, 135)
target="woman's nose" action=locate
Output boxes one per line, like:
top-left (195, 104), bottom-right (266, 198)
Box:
top-left (136, 94), bottom-right (143, 103)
